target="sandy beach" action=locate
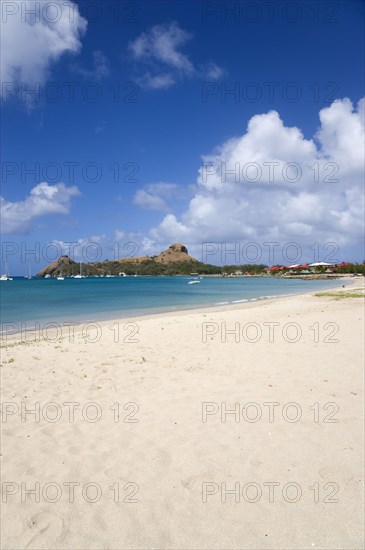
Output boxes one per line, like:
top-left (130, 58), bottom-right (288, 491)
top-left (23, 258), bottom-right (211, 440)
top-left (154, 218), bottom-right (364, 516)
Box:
top-left (1, 280), bottom-right (364, 550)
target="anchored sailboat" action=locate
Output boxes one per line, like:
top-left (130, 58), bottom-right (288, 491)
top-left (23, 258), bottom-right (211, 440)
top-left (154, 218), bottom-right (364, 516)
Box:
top-left (1, 262), bottom-right (13, 281)
top-left (25, 265), bottom-right (32, 279)
top-left (73, 262), bottom-right (85, 279)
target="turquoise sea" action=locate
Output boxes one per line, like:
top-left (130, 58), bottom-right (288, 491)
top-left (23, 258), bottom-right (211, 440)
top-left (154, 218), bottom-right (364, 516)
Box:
top-left (0, 276), bottom-right (347, 332)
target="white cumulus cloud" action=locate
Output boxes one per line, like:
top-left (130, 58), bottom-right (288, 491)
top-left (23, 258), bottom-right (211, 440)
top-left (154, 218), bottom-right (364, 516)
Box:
top-left (145, 98), bottom-right (364, 262)
top-left (1, 182), bottom-right (80, 234)
top-left (0, 0), bottom-right (87, 97)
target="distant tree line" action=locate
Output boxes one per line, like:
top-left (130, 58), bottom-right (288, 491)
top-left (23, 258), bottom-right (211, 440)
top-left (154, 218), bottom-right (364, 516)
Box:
top-left (38, 258), bottom-right (365, 277)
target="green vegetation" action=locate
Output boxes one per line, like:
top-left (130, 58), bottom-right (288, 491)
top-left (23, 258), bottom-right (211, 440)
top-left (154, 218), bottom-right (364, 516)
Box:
top-left (2, 357), bottom-right (15, 364)
top-left (315, 291), bottom-right (365, 300)
top-left (333, 263), bottom-right (365, 275)
top-left (38, 255), bottom-right (365, 278)
top-left (41, 258), bottom-right (268, 277)
top-left (305, 263), bottom-right (365, 275)
top-left (0, 341), bottom-right (34, 349)
top-left (221, 264), bottom-right (267, 275)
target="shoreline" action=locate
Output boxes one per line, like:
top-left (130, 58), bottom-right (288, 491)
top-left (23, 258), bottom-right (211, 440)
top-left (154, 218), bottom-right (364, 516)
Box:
top-left (1, 276), bottom-right (364, 549)
top-left (1, 277), bottom-right (360, 341)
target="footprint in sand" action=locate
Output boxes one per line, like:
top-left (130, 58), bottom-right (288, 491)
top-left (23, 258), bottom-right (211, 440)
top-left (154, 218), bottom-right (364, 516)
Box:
top-left (25, 511), bottom-right (65, 549)
top-left (181, 472), bottom-right (213, 489)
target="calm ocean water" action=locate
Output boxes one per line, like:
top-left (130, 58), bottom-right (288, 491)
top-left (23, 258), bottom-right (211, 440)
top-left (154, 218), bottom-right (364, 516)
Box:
top-left (0, 276), bottom-right (346, 331)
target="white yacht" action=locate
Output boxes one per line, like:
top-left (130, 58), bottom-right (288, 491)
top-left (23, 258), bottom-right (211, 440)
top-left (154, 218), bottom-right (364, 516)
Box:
top-left (74, 262), bottom-right (85, 279)
top-left (1, 263), bottom-right (13, 281)
top-left (0, 274), bottom-right (13, 281)
top-left (24, 266), bottom-right (32, 279)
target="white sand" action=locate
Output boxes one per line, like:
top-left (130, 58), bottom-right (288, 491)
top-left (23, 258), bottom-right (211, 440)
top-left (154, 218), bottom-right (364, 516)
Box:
top-left (1, 280), bottom-right (364, 549)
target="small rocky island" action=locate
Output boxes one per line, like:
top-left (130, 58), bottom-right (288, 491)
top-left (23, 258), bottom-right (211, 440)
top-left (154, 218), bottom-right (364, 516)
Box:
top-left (36, 243), bottom-right (218, 277)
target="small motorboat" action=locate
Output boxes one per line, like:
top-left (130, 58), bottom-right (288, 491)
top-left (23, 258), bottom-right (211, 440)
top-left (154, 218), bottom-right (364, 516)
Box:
top-left (188, 280), bottom-right (200, 285)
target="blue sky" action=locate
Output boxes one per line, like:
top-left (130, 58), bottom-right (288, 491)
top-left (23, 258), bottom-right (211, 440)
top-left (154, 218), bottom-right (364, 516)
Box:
top-left (1, 0), bottom-right (364, 273)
